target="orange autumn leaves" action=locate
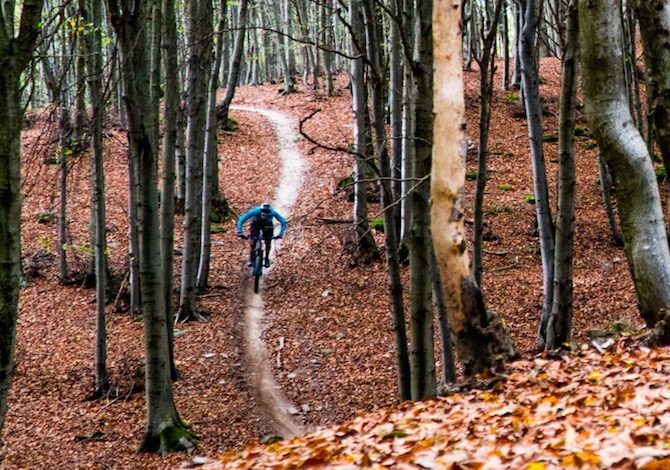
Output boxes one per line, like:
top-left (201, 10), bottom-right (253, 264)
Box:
top-left (219, 340), bottom-right (670, 469)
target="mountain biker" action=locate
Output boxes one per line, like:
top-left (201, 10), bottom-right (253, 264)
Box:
top-left (236, 202), bottom-right (287, 268)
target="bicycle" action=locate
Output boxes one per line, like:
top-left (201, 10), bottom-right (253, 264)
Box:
top-left (239, 233), bottom-right (279, 293)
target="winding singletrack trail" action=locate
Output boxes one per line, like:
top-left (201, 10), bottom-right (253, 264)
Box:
top-left (232, 105), bottom-right (307, 438)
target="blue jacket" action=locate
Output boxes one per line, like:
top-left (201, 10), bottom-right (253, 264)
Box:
top-left (237, 206), bottom-right (287, 237)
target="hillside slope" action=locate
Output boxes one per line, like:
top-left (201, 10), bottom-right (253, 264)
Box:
top-left (0, 59), bottom-right (652, 468)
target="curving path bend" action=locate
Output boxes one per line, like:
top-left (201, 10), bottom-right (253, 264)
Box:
top-left (231, 105), bottom-right (307, 438)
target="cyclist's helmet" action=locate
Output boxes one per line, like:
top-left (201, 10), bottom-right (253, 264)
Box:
top-left (260, 202), bottom-right (271, 218)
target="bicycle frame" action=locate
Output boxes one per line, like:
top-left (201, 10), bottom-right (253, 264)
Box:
top-left (249, 235), bottom-right (265, 293)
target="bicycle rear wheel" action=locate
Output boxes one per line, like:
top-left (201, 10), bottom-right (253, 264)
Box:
top-left (253, 255), bottom-right (262, 293)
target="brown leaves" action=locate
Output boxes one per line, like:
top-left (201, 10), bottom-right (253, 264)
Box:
top-left (219, 341), bottom-right (670, 469)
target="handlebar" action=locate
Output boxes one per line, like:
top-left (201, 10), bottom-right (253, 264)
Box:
top-left (238, 234), bottom-right (282, 240)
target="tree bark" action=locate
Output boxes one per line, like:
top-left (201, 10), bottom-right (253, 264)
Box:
top-left (362, 0), bottom-right (410, 402)
top-left (0, 0), bottom-right (45, 440)
top-left (161, 0), bottom-right (179, 380)
top-left (545, 0), bottom-right (577, 351)
top-left (408, 0), bottom-right (436, 400)
top-left (518, 0), bottom-right (555, 349)
top-left (635, 1), bottom-right (670, 183)
top-left (580, 0), bottom-right (670, 338)
top-left (349, 0), bottom-right (377, 261)
top-left (432, 0), bottom-right (517, 379)
top-left (219, 0), bottom-right (250, 123)
top-left (80, 0), bottom-right (109, 396)
top-left (105, 0), bottom-right (196, 452)
top-left (177, 0), bottom-right (213, 322)
top-left (473, 0), bottom-right (504, 288)
top-left (197, 0), bottom-right (227, 292)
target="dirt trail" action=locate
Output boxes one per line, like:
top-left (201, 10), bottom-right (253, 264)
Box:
top-left (232, 105), bottom-right (307, 438)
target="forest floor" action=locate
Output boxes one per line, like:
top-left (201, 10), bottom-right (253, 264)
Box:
top-left (0, 59), bottom-right (652, 468)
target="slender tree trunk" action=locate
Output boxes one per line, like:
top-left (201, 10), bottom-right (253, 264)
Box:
top-left (408, 0), bottom-right (436, 400)
top-left (389, 0), bottom-right (403, 242)
top-left (81, 0), bottom-right (109, 395)
top-left (399, 0), bottom-right (415, 254)
top-left (432, 0), bottom-right (517, 379)
top-left (636, 1), bottom-right (670, 181)
top-left (519, 0), bottom-right (555, 349)
top-left (350, 0), bottom-right (377, 261)
top-left (219, 0), bottom-right (250, 123)
top-left (431, 248), bottom-right (456, 387)
top-left (177, 0), bottom-right (213, 322)
top-left (545, 1), bottom-right (578, 351)
top-left (512, 0), bottom-right (522, 88)
top-left (321, 0), bottom-right (334, 96)
top-left (197, 0), bottom-right (227, 292)
top-left (473, 0), bottom-right (504, 288)
top-left (502, 0), bottom-right (511, 90)
top-left (362, 0), bottom-right (410, 402)
top-left (598, 154), bottom-right (623, 245)
top-left (580, 0), bottom-right (670, 343)
top-left (162, 0), bottom-right (179, 380)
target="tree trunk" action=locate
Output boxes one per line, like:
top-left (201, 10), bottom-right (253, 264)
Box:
top-left (349, 0), bottom-right (377, 262)
top-left (197, 0), bottom-right (227, 292)
top-left (161, 0), bottom-right (180, 380)
top-left (105, 0), bottom-right (196, 453)
top-left (519, 0), bottom-right (555, 349)
top-left (361, 0), bottom-right (410, 402)
top-left (432, 0), bottom-right (517, 379)
top-left (545, 0), bottom-right (577, 351)
top-left (0, 0), bottom-right (45, 441)
top-left (177, 0), bottom-right (213, 322)
top-left (431, 248), bottom-right (456, 387)
top-left (473, 0), bottom-right (504, 288)
top-left (219, 0), bottom-right (250, 124)
top-left (598, 153), bottom-right (623, 245)
top-left (80, 0), bottom-right (109, 396)
top-left (408, 0), bottom-right (436, 400)
top-left (635, 1), bottom-right (670, 182)
top-left (580, 0), bottom-right (670, 340)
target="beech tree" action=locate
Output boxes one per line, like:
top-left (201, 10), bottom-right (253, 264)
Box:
top-left (545, 0), bottom-right (578, 351)
top-left (0, 0), bottom-right (45, 440)
top-left (105, 0), bottom-right (195, 452)
top-left (580, 0), bottom-right (670, 345)
top-left (517, 0), bottom-right (555, 349)
top-left (177, 0), bottom-right (213, 322)
top-left (432, 0), bottom-right (517, 379)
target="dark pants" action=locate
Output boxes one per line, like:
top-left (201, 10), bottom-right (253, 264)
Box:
top-left (249, 225), bottom-right (273, 262)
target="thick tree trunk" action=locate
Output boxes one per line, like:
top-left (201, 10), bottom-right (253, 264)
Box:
top-left (519, 0), bottom-right (555, 349)
top-left (105, 0), bottom-right (195, 453)
top-left (0, 0), bottom-right (45, 441)
top-left (432, 0), bottom-right (517, 379)
top-left (580, 0), bottom-right (670, 339)
top-left (545, 1), bottom-right (578, 351)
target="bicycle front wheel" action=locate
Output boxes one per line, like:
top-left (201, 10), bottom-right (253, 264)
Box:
top-left (253, 255), bottom-right (262, 293)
